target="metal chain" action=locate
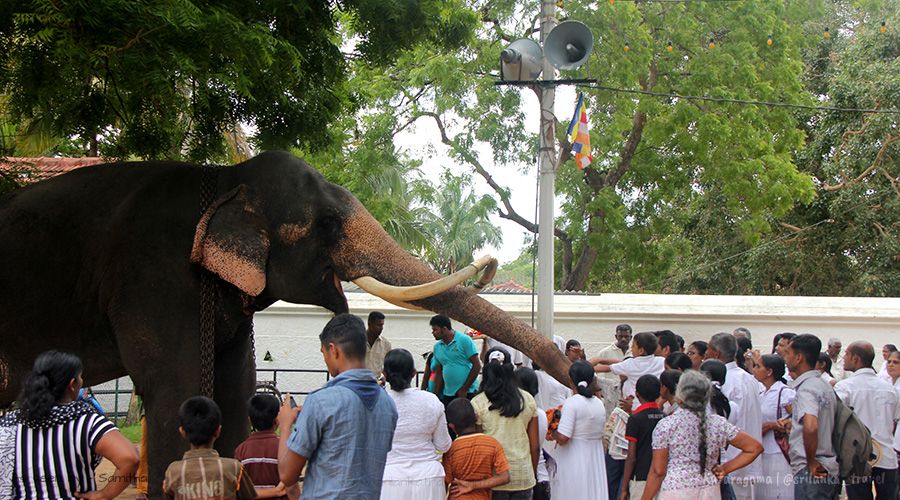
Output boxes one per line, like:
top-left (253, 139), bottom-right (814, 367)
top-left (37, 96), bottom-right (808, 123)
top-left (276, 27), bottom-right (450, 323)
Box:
top-left (198, 166), bottom-right (219, 399)
top-left (249, 318), bottom-right (256, 372)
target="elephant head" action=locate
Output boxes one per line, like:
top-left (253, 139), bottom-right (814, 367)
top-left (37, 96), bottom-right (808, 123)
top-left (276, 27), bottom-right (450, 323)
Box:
top-left (189, 151), bottom-right (573, 386)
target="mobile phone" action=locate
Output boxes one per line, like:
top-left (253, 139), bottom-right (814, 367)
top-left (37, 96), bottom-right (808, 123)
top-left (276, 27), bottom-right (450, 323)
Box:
top-left (289, 395), bottom-right (297, 408)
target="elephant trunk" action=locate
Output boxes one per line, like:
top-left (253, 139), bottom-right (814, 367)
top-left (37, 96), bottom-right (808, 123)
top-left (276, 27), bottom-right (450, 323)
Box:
top-left (333, 202), bottom-right (572, 388)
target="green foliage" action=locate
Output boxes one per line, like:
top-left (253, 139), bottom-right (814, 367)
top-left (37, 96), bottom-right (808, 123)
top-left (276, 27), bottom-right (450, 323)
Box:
top-left (420, 173), bottom-right (502, 273)
top-left (298, 111), bottom-right (434, 253)
top-left (553, 0), bottom-right (820, 291)
top-left (0, 0), bottom-right (475, 161)
top-left (665, 0), bottom-right (899, 296)
top-left (494, 241), bottom-right (538, 288)
top-left (116, 423), bottom-right (142, 444)
top-left (351, 0), bottom-right (825, 291)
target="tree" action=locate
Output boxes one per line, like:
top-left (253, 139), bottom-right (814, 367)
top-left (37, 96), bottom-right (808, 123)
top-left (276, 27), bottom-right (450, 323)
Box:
top-left (0, 0), bottom-right (476, 161)
top-left (337, 0), bottom-right (823, 291)
top-left (494, 240), bottom-right (538, 288)
top-left (421, 173), bottom-right (502, 274)
top-left (298, 111), bottom-right (436, 254)
top-left (664, 0), bottom-right (898, 296)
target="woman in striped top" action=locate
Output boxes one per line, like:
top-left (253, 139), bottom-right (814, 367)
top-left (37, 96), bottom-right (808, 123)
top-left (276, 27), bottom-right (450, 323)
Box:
top-left (0, 351), bottom-right (139, 499)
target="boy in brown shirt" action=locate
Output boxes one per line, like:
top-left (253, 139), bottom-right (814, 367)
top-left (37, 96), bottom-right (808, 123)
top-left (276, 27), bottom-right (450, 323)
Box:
top-left (443, 398), bottom-right (510, 499)
top-left (163, 396), bottom-right (257, 500)
top-left (234, 394), bottom-right (292, 499)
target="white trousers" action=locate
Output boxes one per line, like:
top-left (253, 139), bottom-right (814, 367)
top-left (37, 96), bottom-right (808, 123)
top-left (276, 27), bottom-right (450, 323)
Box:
top-left (380, 477), bottom-right (445, 500)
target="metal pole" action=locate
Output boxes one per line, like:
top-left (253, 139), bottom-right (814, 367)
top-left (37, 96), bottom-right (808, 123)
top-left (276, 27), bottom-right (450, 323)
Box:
top-left (535, 0), bottom-right (557, 340)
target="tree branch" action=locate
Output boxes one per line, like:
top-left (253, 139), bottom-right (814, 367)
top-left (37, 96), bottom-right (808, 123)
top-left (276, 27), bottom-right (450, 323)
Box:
top-left (111, 25), bottom-right (165, 54)
top-left (417, 111), bottom-right (574, 248)
top-left (563, 60), bottom-right (659, 290)
top-left (822, 133), bottom-right (898, 192)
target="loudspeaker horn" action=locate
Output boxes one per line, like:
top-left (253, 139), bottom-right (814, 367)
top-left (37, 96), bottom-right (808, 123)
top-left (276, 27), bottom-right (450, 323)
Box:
top-left (499, 38), bottom-right (543, 81)
top-left (544, 20), bottom-right (594, 70)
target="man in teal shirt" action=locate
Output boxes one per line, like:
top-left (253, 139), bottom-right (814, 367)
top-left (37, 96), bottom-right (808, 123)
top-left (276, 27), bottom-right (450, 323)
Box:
top-left (430, 314), bottom-right (481, 406)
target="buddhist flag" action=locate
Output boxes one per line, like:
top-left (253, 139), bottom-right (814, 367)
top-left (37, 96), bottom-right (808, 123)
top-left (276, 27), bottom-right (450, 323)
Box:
top-left (567, 93), bottom-right (593, 169)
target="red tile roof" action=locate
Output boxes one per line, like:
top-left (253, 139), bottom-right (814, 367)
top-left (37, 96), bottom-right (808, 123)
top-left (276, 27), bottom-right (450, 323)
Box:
top-left (0, 156), bottom-right (105, 183)
top-left (483, 279), bottom-right (533, 294)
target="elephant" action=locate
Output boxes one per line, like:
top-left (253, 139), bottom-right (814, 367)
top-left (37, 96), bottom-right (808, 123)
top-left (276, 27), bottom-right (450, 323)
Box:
top-left (0, 150), bottom-right (571, 497)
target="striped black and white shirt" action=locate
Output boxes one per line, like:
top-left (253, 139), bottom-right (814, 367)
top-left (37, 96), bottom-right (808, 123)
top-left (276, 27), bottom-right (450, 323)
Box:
top-left (2, 402), bottom-right (116, 499)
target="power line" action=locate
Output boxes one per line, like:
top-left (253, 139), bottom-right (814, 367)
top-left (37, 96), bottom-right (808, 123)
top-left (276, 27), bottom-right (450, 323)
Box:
top-left (576, 83), bottom-right (900, 114)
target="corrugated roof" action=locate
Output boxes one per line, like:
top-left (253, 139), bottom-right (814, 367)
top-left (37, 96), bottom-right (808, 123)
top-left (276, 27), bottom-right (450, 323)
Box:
top-left (0, 156), bottom-right (105, 183)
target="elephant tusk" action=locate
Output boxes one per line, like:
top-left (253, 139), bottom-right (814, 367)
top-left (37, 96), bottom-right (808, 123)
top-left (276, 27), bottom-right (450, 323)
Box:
top-left (380, 296), bottom-right (427, 312)
top-left (466, 256), bottom-right (498, 294)
top-left (353, 255), bottom-right (498, 302)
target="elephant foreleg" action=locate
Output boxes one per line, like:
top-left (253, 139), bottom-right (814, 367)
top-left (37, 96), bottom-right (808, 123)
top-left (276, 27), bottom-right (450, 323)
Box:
top-left (212, 317), bottom-right (256, 458)
top-left (113, 314), bottom-right (204, 499)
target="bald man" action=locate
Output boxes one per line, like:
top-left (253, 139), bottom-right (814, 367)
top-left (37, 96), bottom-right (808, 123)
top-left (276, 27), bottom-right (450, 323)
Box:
top-left (835, 341), bottom-right (900, 499)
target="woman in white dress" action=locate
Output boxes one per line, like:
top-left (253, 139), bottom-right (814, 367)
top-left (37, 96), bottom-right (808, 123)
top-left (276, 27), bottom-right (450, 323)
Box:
top-left (643, 370), bottom-right (763, 500)
top-left (549, 360), bottom-right (609, 499)
top-left (380, 348), bottom-right (452, 500)
top-left (752, 353), bottom-right (795, 499)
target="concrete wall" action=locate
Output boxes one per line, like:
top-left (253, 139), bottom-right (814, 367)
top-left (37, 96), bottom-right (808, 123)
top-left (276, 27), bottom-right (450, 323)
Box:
top-left (252, 292), bottom-right (900, 399)
top-left (94, 292), bottom-right (899, 407)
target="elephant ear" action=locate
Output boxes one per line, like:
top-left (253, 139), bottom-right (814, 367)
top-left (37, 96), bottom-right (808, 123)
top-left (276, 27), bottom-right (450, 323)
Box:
top-left (191, 185), bottom-right (269, 296)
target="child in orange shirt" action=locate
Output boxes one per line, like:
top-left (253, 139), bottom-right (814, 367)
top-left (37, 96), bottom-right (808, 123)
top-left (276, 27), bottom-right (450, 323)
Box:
top-left (443, 398), bottom-right (510, 499)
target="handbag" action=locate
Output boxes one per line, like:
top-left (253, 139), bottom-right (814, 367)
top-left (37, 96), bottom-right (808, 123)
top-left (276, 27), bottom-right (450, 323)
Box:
top-left (773, 386), bottom-right (791, 462)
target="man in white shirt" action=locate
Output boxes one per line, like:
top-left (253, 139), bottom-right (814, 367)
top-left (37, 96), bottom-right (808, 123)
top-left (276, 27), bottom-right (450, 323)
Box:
top-left (594, 324), bottom-right (633, 414)
top-left (534, 366), bottom-right (570, 411)
top-left (835, 341), bottom-right (900, 499)
top-left (826, 337), bottom-right (846, 381)
top-left (878, 344), bottom-right (898, 383)
top-left (707, 332), bottom-right (763, 500)
top-left (364, 311), bottom-right (392, 378)
top-left (592, 324), bottom-right (633, 500)
top-left (592, 331), bottom-right (664, 410)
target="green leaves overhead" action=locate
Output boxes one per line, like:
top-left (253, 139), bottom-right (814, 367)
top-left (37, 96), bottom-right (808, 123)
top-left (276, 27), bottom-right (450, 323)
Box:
top-left (330, 0), bottom-right (894, 295)
top-left (0, 0), bottom-right (474, 160)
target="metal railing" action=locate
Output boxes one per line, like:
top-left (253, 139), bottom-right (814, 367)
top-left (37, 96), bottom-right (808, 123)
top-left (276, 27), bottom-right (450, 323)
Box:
top-left (76, 367), bottom-right (428, 420)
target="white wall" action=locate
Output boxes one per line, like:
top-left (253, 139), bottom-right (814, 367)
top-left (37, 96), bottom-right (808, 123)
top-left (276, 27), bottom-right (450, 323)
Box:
top-left (92, 292), bottom-right (898, 407)
top-left (252, 292), bottom-right (900, 399)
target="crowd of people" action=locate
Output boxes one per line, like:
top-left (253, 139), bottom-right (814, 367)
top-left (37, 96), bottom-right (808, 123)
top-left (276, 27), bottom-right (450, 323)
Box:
top-left (1, 312), bottom-right (898, 500)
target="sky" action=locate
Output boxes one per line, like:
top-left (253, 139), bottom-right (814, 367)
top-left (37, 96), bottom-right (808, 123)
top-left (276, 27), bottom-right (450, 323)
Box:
top-left (394, 85), bottom-right (578, 265)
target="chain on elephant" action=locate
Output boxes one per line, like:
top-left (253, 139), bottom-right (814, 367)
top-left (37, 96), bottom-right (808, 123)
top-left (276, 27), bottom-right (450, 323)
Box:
top-left (0, 353), bottom-right (9, 410)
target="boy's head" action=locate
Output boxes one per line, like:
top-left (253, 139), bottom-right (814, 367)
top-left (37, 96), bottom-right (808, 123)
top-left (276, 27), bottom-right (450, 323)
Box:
top-left (632, 332), bottom-right (658, 357)
top-left (659, 369), bottom-right (681, 400)
top-left (247, 394), bottom-right (280, 432)
top-left (178, 396), bottom-right (222, 447)
top-left (635, 374), bottom-right (661, 403)
top-left (446, 397), bottom-right (477, 432)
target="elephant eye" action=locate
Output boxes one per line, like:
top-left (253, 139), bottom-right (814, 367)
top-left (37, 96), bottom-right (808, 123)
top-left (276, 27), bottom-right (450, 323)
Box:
top-left (316, 215), bottom-right (342, 246)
